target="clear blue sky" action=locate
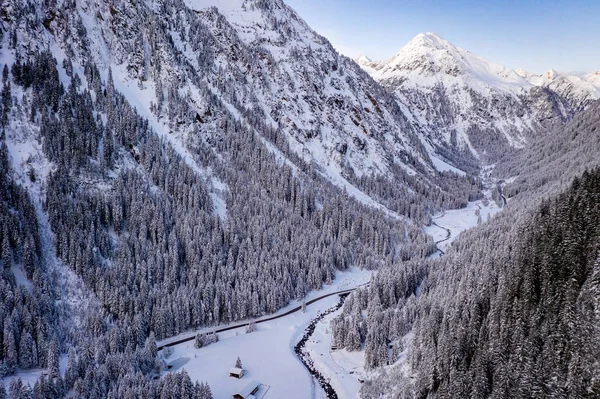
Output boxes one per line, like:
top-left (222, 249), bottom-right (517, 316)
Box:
top-left (285, 0), bottom-right (600, 74)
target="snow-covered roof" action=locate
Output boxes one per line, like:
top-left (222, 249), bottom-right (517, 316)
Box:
top-left (235, 381), bottom-right (260, 398)
top-left (229, 367), bottom-right (244, 374)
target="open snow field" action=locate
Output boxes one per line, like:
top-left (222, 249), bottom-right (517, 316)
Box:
top-left (160, 268), bottom-right (372, 399)
top-left (163, 302), bottom-right (331, 399)
top-left (2, 369), bottom-right (46, 391)
top-left (425, 194), bottom-right (502, 253)
top-left (1, 357), bottom-right (68, 392)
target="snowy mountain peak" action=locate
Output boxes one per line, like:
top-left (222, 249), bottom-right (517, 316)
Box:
top-left (355, 54), bottom-right (373, 66)
top-left (544, 69), bottom-right (559, 80)
top-left (373, 32), bottom-right (526, 90)
top-left (406, 32), bottom-right (453, 51)
top-left (386, 32), bottom-right (466, 69)
top-left (587, 70), bottom-right (600, 84)
top-left (515, 68), bottom-right (532, 78)
top-left (356, 32), bottom-right (599, 161)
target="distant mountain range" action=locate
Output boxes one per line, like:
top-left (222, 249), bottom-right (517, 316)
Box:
top-left (356, 32), bottom-right (600, 163)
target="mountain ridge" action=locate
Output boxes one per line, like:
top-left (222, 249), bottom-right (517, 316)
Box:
top-left (355, 32), bottom-right (599, 162)
top-left (0, 1), bottom-right (599, 397)
top-left (357, 33), bottom-right (600, 95)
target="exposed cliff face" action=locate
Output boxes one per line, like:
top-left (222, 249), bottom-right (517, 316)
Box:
top-left (3, 0), bottom-right (442, 189)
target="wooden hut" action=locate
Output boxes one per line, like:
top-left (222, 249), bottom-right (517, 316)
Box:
top-left (229, 367), bottom-right (245, 379)
top-left (233, 380), bottom-right (260, 399)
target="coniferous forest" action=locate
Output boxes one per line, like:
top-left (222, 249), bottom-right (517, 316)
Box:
top-left (0, 0), bottom-right (599, 398)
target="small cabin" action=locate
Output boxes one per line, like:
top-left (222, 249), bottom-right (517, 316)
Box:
top-left (233, 381), bottom-right (260, 399)
top-left (229, 367), bottom-right (245, 379)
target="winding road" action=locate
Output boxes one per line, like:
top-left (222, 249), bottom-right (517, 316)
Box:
top-left (157, 285), bottom-right (366, 351)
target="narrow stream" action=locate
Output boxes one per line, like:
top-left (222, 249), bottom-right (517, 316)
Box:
top-left (295, 293), bottom-right (349, 399)
top-left (431, 220), bottom-right (452, 255)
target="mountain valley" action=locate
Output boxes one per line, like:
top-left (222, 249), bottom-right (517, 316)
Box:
top-left (0, 0), bottom-right (598, 398)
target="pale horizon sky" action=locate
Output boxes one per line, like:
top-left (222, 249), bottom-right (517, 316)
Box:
top-left (285, 0), bottom-right (600, 75)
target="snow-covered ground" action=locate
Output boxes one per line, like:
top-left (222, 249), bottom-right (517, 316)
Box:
top-left (2, 369), bottom-right (45, 391)
top-left (1, 357), bottom-right (68, 392)
top-left (305, 308), bottom-right (366, 399)
top-left (429, 154), bottom-right (466, 176)
top-left (425, 192), bottom-right (501, 253)
top-left (160, 268), bottom-right (372, 399)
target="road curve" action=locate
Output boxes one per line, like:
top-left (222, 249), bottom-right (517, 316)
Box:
top-left (157, 285), bottom-right (366, 350)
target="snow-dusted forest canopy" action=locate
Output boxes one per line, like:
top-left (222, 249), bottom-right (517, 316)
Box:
top-left (351, 102), bottom-right (600, 398)
top-left (0, 0), bottom-right (599, 397)
top-left (358, 166), bottom-right (600, 398)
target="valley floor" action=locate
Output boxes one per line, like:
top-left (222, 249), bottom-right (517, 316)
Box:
top-left (426, 189), bottom-right (502, 255)
top-left (159, 186), bottom-right (504, 399)
top-left (158, 268), bottom-right (372, 399)
top-left (301, 186), bottom-right (505, 397)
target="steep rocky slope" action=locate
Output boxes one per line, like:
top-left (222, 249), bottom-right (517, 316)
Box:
top-left (15, 0), bottom-right (440, 181)
top-left (4, 0), bottom-right (481, 217)
top-left (0, 0), bottom-right (482, 396)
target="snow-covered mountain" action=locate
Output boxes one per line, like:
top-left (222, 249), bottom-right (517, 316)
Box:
top-left (522, 68), bottom-right (600, 110)
top-left (1, 1), bottom-right (468, 394)
top-left (53, 0), bottom-right (442, 180)
top-left (2, 0), bottom-right (484, 219)
top-left (356, 32), bottom-right (600, 162)
top-left (2, 0), bottom-right (599, 397)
